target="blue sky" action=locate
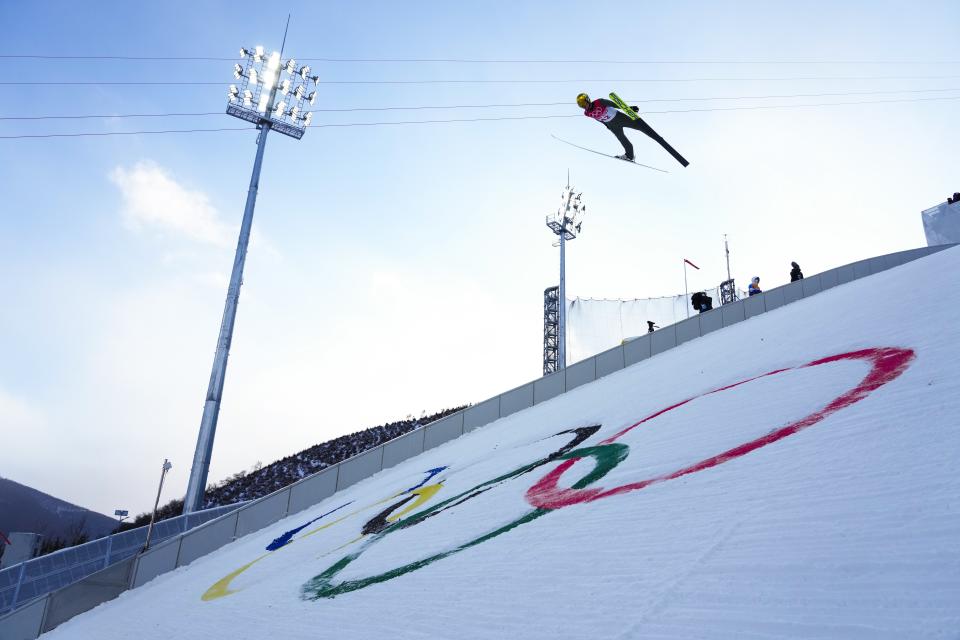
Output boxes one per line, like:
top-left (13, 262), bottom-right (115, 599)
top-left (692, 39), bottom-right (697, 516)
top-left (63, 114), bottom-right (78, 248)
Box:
top-left (1, 0), bottom-right (957, 517)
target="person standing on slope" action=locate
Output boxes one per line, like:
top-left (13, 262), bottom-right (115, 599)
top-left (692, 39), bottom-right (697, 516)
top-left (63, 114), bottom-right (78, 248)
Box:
top-left (576, 92), bottom-right (689, 167)
top-left (790, 262), bottom-right (804, 282)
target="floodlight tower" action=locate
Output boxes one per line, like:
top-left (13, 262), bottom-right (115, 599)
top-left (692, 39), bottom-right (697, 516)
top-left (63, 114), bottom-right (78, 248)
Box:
top-left (545, 175), bottom-right (586, 371)
top-left (183, 39), bottom-right (319, 514)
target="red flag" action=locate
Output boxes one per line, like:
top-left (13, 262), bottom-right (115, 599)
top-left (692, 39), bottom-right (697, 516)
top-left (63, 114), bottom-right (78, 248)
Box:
top-left (684, 259), bottom-right (700, 270)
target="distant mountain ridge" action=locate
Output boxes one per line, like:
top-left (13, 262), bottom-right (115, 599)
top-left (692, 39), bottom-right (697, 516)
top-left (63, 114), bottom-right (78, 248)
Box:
top-left (0, 476), bottom-right (117, 542)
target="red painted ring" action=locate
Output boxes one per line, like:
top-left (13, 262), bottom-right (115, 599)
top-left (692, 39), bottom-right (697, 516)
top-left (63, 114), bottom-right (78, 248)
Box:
top-left (526, 347), bottom-right (915, 511)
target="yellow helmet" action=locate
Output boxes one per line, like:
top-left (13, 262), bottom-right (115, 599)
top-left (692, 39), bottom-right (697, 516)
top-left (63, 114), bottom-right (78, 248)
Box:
top-left (576, 93), bottom-right (590, 109)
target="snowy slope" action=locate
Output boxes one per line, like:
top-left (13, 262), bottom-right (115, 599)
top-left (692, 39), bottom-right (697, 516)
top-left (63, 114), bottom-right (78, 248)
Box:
top-left (44, 247), bottom-right (960, 640)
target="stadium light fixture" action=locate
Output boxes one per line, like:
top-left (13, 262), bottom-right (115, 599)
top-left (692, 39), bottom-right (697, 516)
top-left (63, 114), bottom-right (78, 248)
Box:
top-left (222, 40), bottom-right (315, 139)
top-left (184, 28), bottom-right (317, 513)
top-left (263, 54), bottom-right (280, 92)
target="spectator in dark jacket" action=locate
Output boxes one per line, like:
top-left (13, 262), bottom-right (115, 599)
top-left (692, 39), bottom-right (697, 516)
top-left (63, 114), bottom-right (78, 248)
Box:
top-left (748, 277), bottom-right (762, 296)
top-left (790, 262), bottom-right (804, 282)
top-left (691, 291), bottom-right (713, 313)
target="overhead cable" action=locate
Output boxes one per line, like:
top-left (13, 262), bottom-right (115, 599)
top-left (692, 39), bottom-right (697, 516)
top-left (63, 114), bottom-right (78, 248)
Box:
top-left (2, 94), bottom-right (956, 139)
top-left (1, 54), bottom-right (958, 65)
top-left (3, 87), bottom-right (958, 121)
top-left (3, 74), bottom-right (960, 87)
top-left (0, 127), bottom-right (252, 139)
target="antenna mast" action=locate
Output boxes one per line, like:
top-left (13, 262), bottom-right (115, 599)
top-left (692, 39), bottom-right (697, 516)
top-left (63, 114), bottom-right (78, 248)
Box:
top-left (725, 234), bottom-right (732, 282)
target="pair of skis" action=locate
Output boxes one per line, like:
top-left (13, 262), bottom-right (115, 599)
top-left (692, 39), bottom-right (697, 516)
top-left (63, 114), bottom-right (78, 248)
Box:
top-left (555, 92), bottom-right (690, 172)
top-left (551, 134), bottom-right (668, 172)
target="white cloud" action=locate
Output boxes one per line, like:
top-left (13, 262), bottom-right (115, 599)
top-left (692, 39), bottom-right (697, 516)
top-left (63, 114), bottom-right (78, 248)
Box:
top-left (194, 271), bottom-right (230, 289)
top-left (109, 161), bottom-right (233, 247)
top-left (0, 388), bottom-right (45, 433)
top-left (0, 388), bottom-right (56, 484)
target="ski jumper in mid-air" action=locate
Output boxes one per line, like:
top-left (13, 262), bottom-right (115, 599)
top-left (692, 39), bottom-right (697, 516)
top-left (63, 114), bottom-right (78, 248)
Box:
top-left (576, 93), bottom-right (689, 167)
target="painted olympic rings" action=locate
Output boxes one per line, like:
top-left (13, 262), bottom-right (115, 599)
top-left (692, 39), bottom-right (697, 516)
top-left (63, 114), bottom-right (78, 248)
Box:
top-left (299, 347), bottom-right (914, 600)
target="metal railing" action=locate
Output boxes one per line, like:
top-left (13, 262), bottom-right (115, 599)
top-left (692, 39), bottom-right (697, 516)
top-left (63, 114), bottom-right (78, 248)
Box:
top-left (0, 503), bottom-right (243, 615)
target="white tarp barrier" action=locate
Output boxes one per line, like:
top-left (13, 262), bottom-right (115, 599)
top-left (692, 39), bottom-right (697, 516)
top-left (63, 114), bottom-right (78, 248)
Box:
top-left (922, 201), bottom-right (960, 247)
top-left (566, 287), bottom-right (735, 364)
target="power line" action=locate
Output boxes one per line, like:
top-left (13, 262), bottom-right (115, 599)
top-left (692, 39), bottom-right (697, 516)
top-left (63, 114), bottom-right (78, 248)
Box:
top-left (1, 54), bottom-right (958, 65)
top-left (0, 55), bottom-right (234, 61)
top-left (304, 58), bottom-right (960, 65)
top-left (0, 127), bottom-right (252, 139)
top-left (4, 87), bottom-right (958, 121)
top-left (0, 81), bottom-right (226, 85)
top-left (310, 87), bottom-right (960, 110)
top-left (259, 75), bottom-right (960, 84)
top-left (3, 74), bottom-right (960, 87)
top-left (306, 95), bottom-right (960, 128)
top-left (641, 94), bottom-right (960, 114)
top-left (0, 112), bottom-right (224, 121)
top-left (0, 115), bottom-right (583, 138)
top-left (3, 94), bottom-right (956, 139)
top-left (312, 114), bottom-right (578, 128)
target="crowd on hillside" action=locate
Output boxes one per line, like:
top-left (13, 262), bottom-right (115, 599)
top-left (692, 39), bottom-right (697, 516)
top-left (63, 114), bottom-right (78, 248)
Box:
top-left (123, 407), bottom-right (464, 530)
top-left (201, 407), bottom-right (464, 508)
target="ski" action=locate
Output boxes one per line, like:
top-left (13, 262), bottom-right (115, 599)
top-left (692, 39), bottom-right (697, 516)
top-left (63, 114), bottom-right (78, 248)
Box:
top-left (608, 92), bottom-right (639, 120)
top-left (551, 135), bottom-right (669, 172)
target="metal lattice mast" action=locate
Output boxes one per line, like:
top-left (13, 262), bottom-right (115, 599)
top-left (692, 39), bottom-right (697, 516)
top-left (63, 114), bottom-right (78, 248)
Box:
top-left (719, 234), bottom-right (738, 305)
top-left (545, 174), bottom-right (586, 371)
top-left (183, 34), bottom-right (319, 514)
top-left (543, 286), bottom-right (559, 374)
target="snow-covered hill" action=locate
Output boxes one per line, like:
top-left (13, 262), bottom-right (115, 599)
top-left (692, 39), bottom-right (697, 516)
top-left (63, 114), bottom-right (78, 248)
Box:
top-left (44, 246), bottom-right (960, 639)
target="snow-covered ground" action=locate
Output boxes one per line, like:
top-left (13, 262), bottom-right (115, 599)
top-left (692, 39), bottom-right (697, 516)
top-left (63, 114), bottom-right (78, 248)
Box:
top-left (45, 247), bottom-right (960, 639)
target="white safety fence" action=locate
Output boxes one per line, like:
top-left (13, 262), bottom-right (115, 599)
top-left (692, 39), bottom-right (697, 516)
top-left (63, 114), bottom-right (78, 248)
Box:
top-left (0, 503), bottom-right (243, 615)
top-left (566, 285), bottom-right (748, 364)
top-left (922, 200), bottom-right (960, 246)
